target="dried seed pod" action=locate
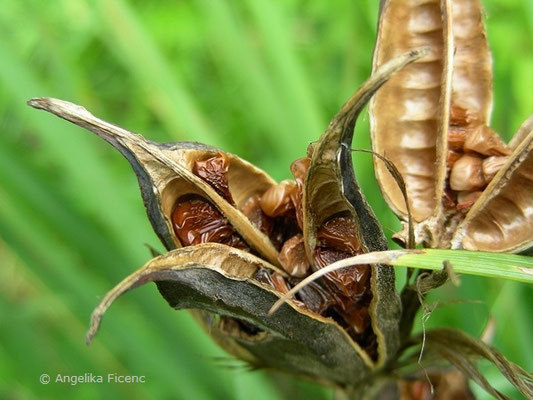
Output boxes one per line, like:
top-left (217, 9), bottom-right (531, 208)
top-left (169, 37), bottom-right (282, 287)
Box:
top-left (27, 98), bottom-right (281, 266)
top-left (85, 244), bottom-right (373, 385)
top-left (302, 50), bottom-right (423, 366)
top-left (452, 128), bottom-right (533, 253)
top-left (370, 0), bottom-right (500, 246)
top-left (27, 50), bottom-right (418, 385)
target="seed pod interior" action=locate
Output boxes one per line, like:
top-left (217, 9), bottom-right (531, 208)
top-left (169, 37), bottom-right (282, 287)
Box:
top-left (303, 51), bottom-right (423, 366)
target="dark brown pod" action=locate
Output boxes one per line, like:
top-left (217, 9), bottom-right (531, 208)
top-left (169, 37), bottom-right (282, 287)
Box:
top-left (27, 49), bottom-right (424, 387)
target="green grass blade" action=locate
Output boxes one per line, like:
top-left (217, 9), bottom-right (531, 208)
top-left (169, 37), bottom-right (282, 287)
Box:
top-left (395, 249), bottom-right (533, 284)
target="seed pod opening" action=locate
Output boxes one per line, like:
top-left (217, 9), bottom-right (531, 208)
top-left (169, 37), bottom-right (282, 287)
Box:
top-left (369, 0), bottom-right (519, 248)
top-left (300, 51), bottom-right (423, 366)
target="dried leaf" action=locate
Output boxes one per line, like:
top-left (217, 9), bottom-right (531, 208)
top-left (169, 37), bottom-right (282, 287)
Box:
top-left (414, 328), bottom-right (533, 400)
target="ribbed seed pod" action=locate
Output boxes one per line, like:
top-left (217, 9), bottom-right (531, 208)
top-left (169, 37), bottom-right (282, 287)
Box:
top-left (370, 0), bottom-right (533, 253)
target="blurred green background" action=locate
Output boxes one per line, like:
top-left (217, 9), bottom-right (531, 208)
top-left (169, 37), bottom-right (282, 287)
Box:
top-left (0, 0), bottom-right (531, 399)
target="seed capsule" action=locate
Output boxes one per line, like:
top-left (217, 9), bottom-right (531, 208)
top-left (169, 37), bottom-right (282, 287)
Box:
top-left (27, 49), bottom-right (423, 386)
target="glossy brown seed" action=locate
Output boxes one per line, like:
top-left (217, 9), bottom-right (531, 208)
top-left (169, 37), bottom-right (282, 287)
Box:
top-left (313, 248), bottom-right (370, 300)
top-left (240, 194), bottom-right (274, 237)
top-left (278, 234), bottom-right (309, 278)
top-left (449, 154), bottom-right (485, 191)
top-left (292, 280), bottom-right (335, 315)
top-left (193, 153), bottom-right (234, 203)
top-left (172, 197), bottom-right (247, 249)
top-left (259, 180), bottom-right (297, 218)
top-left (316, 216), bottom-right (361, 255)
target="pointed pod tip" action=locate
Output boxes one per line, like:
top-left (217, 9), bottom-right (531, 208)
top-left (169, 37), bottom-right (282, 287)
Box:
top-left (27, 97), bottom-right (48, 109)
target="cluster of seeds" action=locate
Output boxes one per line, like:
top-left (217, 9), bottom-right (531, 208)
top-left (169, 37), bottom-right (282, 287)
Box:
top-left (171, 153), bottom-right (377, 357)
top-left (446, 105), bottom-right (509, 213)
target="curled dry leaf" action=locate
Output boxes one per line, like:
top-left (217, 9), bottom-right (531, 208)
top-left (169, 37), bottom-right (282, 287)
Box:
top-left (27, 49), bottom-right (425, 388)
top-left (370, 0), bottom-right (533, 253)
top-left (408, 328), bottom-right (533, 400)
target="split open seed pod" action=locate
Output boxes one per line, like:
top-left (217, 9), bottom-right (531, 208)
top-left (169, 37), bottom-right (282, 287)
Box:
top-left (370, 0), bottom-right (533, 253)
top-left (28, 49), bottom-right (422, 387)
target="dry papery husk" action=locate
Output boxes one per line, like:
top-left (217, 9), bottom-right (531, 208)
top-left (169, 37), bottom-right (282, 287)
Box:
top-left (370, 0), bottom-right (533, 254)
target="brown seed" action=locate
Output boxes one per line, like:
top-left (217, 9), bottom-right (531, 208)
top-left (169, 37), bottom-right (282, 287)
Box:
top-left (447, 150), bottom-right (462, 171)
top-left (172, 197), bottom-right (247, 249)
top-left (290, 157), bottom-right (310, 184)
top-left (259, 180), bottom-right (297, 218)
top-left (313, 247), bottom-right (370, 300)
top-left (240, 194), bottom-right (274, 237)
top-left (463, 125), bottom-right (510, 156)
top-left (290, 157), bottom-right (310, 229)
top-left (450, 104), bottom-right (477, 127)
top-left (449, 154), bottom-right (486, 191)
top-left (293, 280), bottom-right (335, 314)
top-left (316, 216), bottom-right (361, 255)
top-left (193, 153), bottom-right (234, 203)
top-left (448, 126), bottom-right (468, 152)
top-left (456, 191), bottom-right (483, 213)
top-left (482, 155), bottom-right (508, 183)
top-left (278, 234), bottom-right (309, 278)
